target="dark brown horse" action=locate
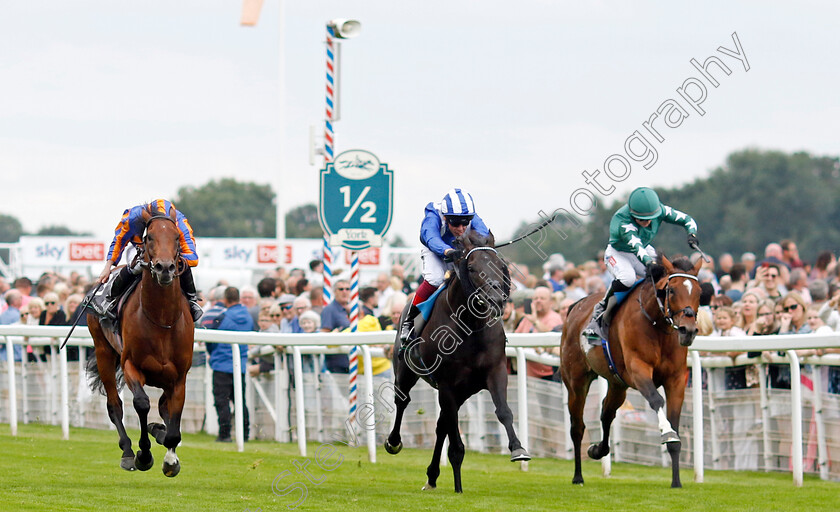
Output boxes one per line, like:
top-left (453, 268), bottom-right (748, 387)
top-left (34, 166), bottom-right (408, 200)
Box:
top-left (561, 255), bottom-right (701, 488)
top-left (385, 230), bottom-right (530, 493)
top-left (87, 205), bottom-right (194, 477)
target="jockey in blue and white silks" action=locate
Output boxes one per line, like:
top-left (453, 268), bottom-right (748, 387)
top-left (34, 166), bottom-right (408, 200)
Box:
top-left (95, 199), bottom-right (203, 322)
top-left (400, 188), bottom-right (490, 342)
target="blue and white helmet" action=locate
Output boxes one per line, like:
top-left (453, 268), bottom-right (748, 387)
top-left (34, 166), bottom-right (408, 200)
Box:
top-left (441, 188), bottom-right (476, 217)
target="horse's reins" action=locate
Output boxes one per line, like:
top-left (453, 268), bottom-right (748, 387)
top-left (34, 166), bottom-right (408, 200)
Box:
top-left (440, 245), bottom-right (508, 334)
top-left (638, 272), bottom-right (698, 331)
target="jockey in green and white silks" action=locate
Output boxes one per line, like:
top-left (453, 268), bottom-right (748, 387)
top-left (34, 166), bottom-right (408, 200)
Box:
top-left (583, 187), bottom-right (699, 340)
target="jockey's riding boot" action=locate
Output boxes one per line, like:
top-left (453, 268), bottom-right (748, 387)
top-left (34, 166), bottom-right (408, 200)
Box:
top-left (582, 279), bottom-right (630, 340)
top-left (96, 266), bottom-right (133, 320)
top-left (179, 265), bottom-right (204, 322)
top-left (399, 305), bottom-right (421, 342)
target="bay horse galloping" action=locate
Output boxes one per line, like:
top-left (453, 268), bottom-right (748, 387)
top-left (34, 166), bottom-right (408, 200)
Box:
top-left (561, 254), bottom-right (701, 488)
top-left (87, 205), bottom-right (194, 477)
top-left (385, 230), bottom-right (530, 493)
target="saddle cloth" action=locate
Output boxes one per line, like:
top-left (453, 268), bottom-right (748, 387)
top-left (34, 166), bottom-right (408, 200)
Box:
top-left (416, 283), bottom-right (448, 321)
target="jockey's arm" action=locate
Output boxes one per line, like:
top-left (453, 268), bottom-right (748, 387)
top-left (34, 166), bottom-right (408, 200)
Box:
top-left (97, 261), bottom-right (115, 284)
top-left (419, 209), bottom-right (451, 258)
top-left (661, 204), bottom-right (698, 235)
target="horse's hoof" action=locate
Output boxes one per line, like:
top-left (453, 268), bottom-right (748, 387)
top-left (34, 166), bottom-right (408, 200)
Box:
top-left (660, 431), bottom-right (680, 444)
top-left (510, 448), bottom-right (531, 462)
top-left (587, 443), bottom-right (609, 460)
top-left (134, 452), bottom-right (154, 471)
top-left (162, 461), bottom-right (181, 478)
top-left (384, 440), bottom-right (402, 455)
top-left (421, 482), bottom-right (436, 491)
top-left (671, 482), bottom-right (682, 489)
top-left (120, 456), bottom-right (136, 471)
top-left (572, 477), bottom-right (584, 486)
top-left (149, 423), bottom-right (167, 445)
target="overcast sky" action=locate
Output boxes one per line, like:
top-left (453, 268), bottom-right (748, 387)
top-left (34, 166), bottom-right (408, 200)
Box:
top-left (2, 1), bottom-right (839, 246)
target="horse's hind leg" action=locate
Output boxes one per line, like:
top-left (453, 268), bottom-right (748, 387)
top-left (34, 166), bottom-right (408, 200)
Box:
top-left (424, 389), bottom-right (463, 492)
top-left (123, 359), bottom-right (154, 471)
top-left (385, 347), bottom-right (419, 455)
top-left (588, 383), bottom-right (627, 461)
top-left (564, 372), bottom-right (594, 485)
top-left (92, 340), bottom-right (135, 471)
top-left (444, 394), bottom-right (467, 494)
top-left (486, 363), bottom-right (530, 461)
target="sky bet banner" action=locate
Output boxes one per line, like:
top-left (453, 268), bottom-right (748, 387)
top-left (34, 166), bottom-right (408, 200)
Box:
top-left (19, 236), bottom-right (107, 266)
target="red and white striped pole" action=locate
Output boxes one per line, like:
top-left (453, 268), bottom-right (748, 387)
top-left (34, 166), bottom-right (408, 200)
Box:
top-left (322, 22), bottom-right (337, 308)
top-left (347, 252), bottom-right (360, 430)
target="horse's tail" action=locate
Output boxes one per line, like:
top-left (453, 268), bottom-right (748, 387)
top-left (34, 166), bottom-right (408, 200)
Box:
top-left (85, 348), bottom-right (124, 395)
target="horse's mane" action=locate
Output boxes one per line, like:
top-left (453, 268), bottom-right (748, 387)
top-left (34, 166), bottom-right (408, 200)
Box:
top-left (463, 227), bottom-right (494, 248)
top-left (649, 254), bottom-right (694, 283)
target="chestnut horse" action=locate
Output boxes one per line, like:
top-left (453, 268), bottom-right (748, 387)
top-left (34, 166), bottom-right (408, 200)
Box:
top-left (87, 205), bottom-right (194, 477)
top-left (561, 255), bottom-right (701, 488)
top-left (385, 230), bottom-right (530, 493)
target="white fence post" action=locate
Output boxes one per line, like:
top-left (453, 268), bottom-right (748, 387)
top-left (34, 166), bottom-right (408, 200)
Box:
top-left (231, 343), bottom-right (244, 452)
top-left (691, 350), bottom-right (704, 483)
top-left (5, 336), bottom-right (17, 436)
top-left (788, 350), bottom-right (803, 487)
top-left (515, 347), bottom-right (529, 472)
top-left (59, 341), bottom-right (69, 440)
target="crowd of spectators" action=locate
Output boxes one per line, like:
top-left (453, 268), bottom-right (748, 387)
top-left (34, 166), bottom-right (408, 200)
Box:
top-left (3, 239), bottom-right (840, 393)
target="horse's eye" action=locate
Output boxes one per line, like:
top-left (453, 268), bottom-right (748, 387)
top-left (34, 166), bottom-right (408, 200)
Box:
top-left (468, 265), bottom-right (474, 273)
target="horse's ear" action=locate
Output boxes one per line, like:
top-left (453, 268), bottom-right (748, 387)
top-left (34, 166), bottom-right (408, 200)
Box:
top-left (660, 253), bottom-right (674, 273)
top-left (168, 202), bottom-right (178, 221)
top-left (141, 205), bottom-right (153, 223)
top-left (486, 230), bottom-right (496, 247)
top-left (691, 255), bottom-right (703, 275)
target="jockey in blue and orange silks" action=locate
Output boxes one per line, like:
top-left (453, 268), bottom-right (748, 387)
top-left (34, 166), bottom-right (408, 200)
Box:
top-left (399, 188), bottom-right (490, 342)
top-left (95, 199), bottom-right (203, 322)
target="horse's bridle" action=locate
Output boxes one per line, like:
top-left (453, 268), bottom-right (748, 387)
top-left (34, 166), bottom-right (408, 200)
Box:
top-left (140, 214), bottom-right (187, 277)
top-left (451, 245), bottom-right (510, 322)
top-left (639, 272), bottom-right (698, 331)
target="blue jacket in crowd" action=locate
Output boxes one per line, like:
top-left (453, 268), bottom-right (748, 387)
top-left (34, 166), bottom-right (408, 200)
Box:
top-left (206, 303), bottom-right (252, 374)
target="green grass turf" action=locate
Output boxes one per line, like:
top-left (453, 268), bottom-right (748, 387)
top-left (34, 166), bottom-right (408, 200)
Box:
top-left (0, 423), bottom-right (837, 512)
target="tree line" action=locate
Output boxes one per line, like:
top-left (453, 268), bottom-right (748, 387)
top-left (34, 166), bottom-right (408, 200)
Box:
top-left (502, 149), bottom-right (840, 269)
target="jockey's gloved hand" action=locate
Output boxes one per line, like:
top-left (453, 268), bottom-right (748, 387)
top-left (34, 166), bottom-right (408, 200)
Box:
top-left (687, 233), bottom-right (699, 248)
top-left (444, 249), bottom-right (462, 263)
top-left (645, 261), bottom-right (657, 277)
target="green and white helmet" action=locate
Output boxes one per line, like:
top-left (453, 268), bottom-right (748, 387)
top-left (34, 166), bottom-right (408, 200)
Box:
top-left (627, 187), bottom-right (662, 220)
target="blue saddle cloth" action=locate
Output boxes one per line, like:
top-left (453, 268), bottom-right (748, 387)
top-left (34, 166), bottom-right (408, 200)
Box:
top-left (416, 284), bottom-right (447, 321)
top-left (613, 278), bottom-right (645, 307)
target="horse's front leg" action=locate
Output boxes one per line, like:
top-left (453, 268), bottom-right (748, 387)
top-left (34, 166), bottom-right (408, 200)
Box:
top-left (629, 360), bottom-right (679, 443)
top-left (153, 380), bottom-right (186, 477)
top-left (588, 382), bottom-right (627, 461)
top-left (123, 359), bottom-right (154, 471)
top-left (486, 363), bottom-right (530, 462)
top-left (385, 342), bottom-right (419, 456)
top-left (663, 372), bottom-right (687, 488)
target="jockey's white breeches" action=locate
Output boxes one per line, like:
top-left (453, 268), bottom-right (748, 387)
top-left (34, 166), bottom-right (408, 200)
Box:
top-left (604, 244), bottom-right (657, 288)
top-left (420, 246), bottom-right (448, 287)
